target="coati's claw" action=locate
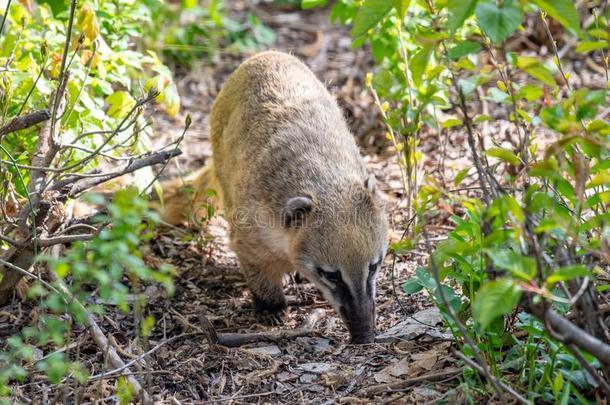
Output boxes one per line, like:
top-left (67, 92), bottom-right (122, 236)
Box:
top-left (253, 296), bottom-right (287, 325)
top-left (253, 295), bottom-right (287, 314)
top-left (256, 310), bottom-right (287, 326)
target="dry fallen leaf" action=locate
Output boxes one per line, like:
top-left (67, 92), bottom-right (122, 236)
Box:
top-left (373, 356), bottom-right (411, 383)
top-left (408, 350), bottom-right (439, 377)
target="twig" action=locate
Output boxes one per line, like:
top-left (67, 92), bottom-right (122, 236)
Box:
top-left (216, 308), bottom-right (326, 347)
top-left (139, 115), bottom-right (190, 197)
top-left (567, 343), bottom-right (610, 397)
top-left (48, 270), bottom-right (153, 404)
top-left (453, 350), bottom-right (530, 404)
top-left (528, 303), bottom-right (610, 366)
top-left (49, 149), bottom-right (182, 196)
top-left (38, 233), bottom-right (98, 247)
top-left (423, 230), bottom-right (508, 403)
top-left (0, 258), bottom-right (63, 299)
top-left (0, 109), bottom-right (51, 136)
top-left (359, 368), bottom-right (462, 396)
top-left (56, 92), bottom-right (158, 174)
top-left (0, 233), bottom-right (22, 247)
top-left (0, 0), bottom-right (12, 42)
top-left (89, 332), bottom-right (199, 381)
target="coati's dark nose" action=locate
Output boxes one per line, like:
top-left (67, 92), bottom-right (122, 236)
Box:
top-left (341, 299), bottom-right (376, 344)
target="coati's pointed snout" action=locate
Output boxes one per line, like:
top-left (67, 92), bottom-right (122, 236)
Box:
top-left (339, 297), bottom-right (376, 344)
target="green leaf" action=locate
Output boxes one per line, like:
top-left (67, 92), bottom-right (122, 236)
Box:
top-left (487, 87), bottom-right (510, 103)
top-left (546, 265), bottom-right (590, 285)
top-left (390, 239), bottom-right (413, 255)
top-left (141, 315), bottom-right (155, 337)
top-left (441, 118), bottom-right (463, 128)
top-left (516, 56), bottom-right (556, 87)
top-left (484, 248), bottom-right (536, 280)
top-left (106, 91), bottom-right (136, 119)
top-left (446, 0), bottom-right (478, 33)
top-left (394, 0), bottom-right (410, 19)
top-left (410, 45), bottom-right (433, 87)
top-left (402, 278), bottom-right (424, 294)
top-left (447, 40), bottom-right (481, 60)
top-left (486, 147), bottom-right (520, 166)
top-left (529, 0), bottom-right (582, 36)
top-left (517, 84), bottom-right (544, 101)
top-left (473, 278), bottom-right (522, 330)
top-left (575, 41), bottom-right (608, 53)
top-left (475, 0), bottom-right (523, 44)
top-left (301, 0), bottom-right (328, 10)
top-left (117, 376), bottom-right (135, 405)
top-left (588, 172), bottom-right (610, 188)
top-left (415, 267), bottom-right (436, 290)
top-left (454, 168), bottom-right (469, 186)
top-left (351, 0), bottom-right (395, 37)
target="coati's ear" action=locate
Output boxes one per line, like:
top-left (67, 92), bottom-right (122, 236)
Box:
top-left (364, 174), bottom-right (376, 194)
top-left (283, 196), bottom-right (313, 227)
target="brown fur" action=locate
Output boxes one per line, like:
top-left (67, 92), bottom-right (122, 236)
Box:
top-left (160, 51), bottom-right (388, 342)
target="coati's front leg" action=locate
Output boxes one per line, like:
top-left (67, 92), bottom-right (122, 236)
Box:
top-left (240, 259), bottom-right (287, 313)
top-left (231, 235), bottom-right (292, 314)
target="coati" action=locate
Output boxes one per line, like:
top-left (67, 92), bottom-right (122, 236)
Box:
top-left (161, 51), bottom-right (388, 343)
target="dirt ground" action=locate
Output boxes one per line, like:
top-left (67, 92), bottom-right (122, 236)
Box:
top-left (131, 3), bottom-right (465, 404)
top-left (5, 1), bottom-right (606, 404)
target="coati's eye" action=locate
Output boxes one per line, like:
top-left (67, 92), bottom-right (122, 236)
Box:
top-left (316, 267), bottom-right (341, 283)
top-left (369, 261), bottom-right (381, 274)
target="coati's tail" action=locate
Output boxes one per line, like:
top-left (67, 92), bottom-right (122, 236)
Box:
top-left (155, 160), bottom-right (221, 225)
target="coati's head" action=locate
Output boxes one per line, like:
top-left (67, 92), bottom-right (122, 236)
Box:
top-left (283, 175), bottom-right (388, 344)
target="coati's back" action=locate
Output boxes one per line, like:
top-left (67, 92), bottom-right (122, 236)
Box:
top-left (210, 51), bottom-right (368, 212)
top-left (173, 51), bottom-right (388, 343)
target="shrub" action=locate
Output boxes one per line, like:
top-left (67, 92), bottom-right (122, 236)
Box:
top-left (0, 0), bottom-right (181, 399)
top-left (310, 0), bottom-right (610, 401)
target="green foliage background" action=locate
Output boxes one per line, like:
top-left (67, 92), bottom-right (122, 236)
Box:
top-left (312, 0), bottom-right (610, 402)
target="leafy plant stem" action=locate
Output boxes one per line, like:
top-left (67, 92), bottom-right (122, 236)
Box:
top-left (453, 349), bottom-right (531, 404)
top-left (51, 0), bottom-right (78, 140)
top-left (423, 230), bottom-right (509, 403)
top-left (0, 0), bottom-right (12, 42)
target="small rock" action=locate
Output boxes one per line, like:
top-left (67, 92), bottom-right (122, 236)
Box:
top-left (296, 337), bottom-right (332, 354)
top-left (376, 307), bottom-right (450, 342)
top-left (412, 387), bottom-right (442, 402)
top-left (244, 345), bottom-right (281, 356)
top-left (301, 362), bottom-right (333, 374)
top-left (299, 373), bottom-right (318, 384)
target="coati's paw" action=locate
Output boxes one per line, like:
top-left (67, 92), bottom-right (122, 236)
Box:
top-left (256, 310), bottom-right (287, 326)
top-left (253, 294), bottom-right (286, 313)
top-left (253, 295), bottom-right (287, 325)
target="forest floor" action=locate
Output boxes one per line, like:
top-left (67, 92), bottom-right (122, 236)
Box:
top-left (5, 2), bottom-right (606, 404)
top-left (136, 4), bottom-right (467, 404)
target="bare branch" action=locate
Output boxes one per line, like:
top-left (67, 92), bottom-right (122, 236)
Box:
top-left (528, 302), bottom-right (610, 366)
top-left (0, 233), bottom-right (22, 247)
top-left (49, 149), bottom-right (182, 197)
top-left (38, 233), bottom-right (98, 247)
top-left (217, 308), bottom-right (326, 347)
top-left (48, 266), bottom-right (152, 404)
top-left (89, 332), bottom-right (198, 381)
top-left (359, 368), bottom-right (462, 396)
top-left (0, 258), bottom-right (63, 299)
top-left (0, 109), bottom-right (51, 136)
